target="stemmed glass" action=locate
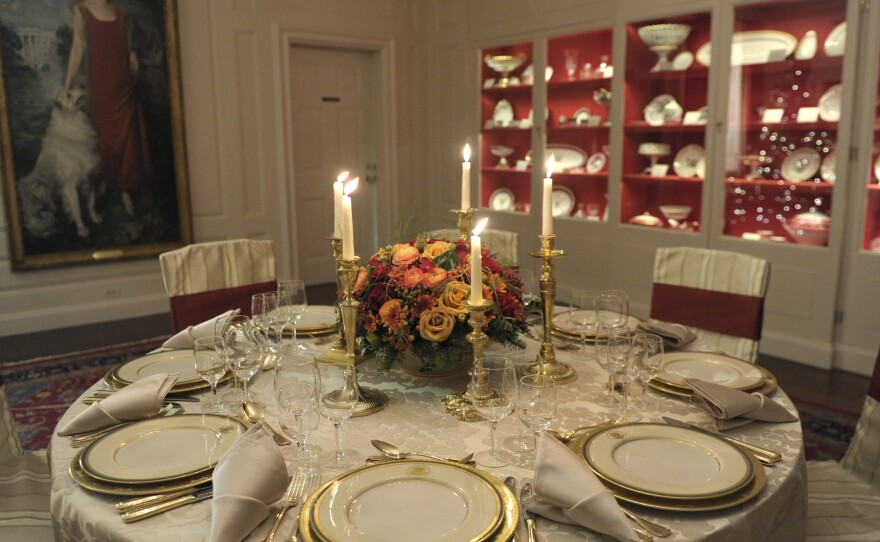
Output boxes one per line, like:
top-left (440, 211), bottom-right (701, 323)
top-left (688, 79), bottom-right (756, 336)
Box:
top-left (470, 355), bottom-right (517, 468)
top-left (569, 290), bottom-right (599, 359)
top-left (193, 336), bottom-right (227, 413)
top-left (519, 269), bottom-right (540, 319)
top-left (564, 48), bottom-right (579, 80)
top-left (610, 331), bottom-right (641, 419)
top-left (278, 279), bottom-right (308, 352)
top-left (631, 333), bottom-right (664, 412)
top-left (502, 351), bottom-right (538, 456)
top-left (594, 323), bottom-right (621, 407)
top-left (317, 363), bottom-right (360, 470)
top-left (215, 314), bottom-right (250, 414)
top-left (275, 352), bottom-right (321, 473)
top-left (516, 374), bottom-right (556, 468)
top-left (251, 292), bottom-right (276, 368)
top-left (598, 290), bottom-right (629, 331)
top-left (220, 315), bottom-right (261, 407)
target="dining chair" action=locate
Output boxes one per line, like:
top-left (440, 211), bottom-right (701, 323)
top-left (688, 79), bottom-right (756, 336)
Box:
top-left (428, 228), bottom-right (519, 267)
top-left (0, 385), bottom-right (53, 541)
top-left (159, 239), bottom-right (277, 333)
top-left (649, 246), bottom-right (770, 363)
top-left (806, 348), bottom-right (880, 541)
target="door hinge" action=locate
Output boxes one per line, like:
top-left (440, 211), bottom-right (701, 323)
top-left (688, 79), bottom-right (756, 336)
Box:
top-left (850, 145), bottom-right (858, 162)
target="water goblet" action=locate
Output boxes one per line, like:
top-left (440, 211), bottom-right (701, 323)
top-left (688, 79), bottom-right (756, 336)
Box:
top-left (277, 381), bottom-right (321, 474)
top-left (516, 374), bottom-right (556, 468)
top-left (275, 351), bottom-right (322, 461)
top-left (598, 289), bottom-right (629, 330)
top-left (569, 290), bottom-right (599, 359)
top-left (215, 314), bottom-right (251, 413)
top-left (222, 315), bottom-right (261, 406)
top-left (317, 363), bottom-right (360, 471)
top-left (278, 279), bottom-right (308, 352)
top-left (471, 355), bottom-right (517, 468)
top-left (594, 323), bottom-right (621, 408)
top-left (631, 333), bottom-right (664, 412)
top-left (251, 292), bottom-right (276, 366)
top-left (193, 336), bottom-right (227, 414)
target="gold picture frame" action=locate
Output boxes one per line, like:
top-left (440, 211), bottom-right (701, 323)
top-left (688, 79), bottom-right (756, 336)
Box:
top-left (0, 0), bottom-right (191, 270)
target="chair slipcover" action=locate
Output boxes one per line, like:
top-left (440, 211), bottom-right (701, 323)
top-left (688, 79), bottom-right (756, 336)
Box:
top-left (159, 239), bottom-right (277, 332)
top-left (428, 228), bottom-right (519, 267)
top-left (806, 350), bottom-right (880, 541)
top-left (0, 386), bottom-right (52, 541)
top-left (650, 247), bottom-right (770, 363)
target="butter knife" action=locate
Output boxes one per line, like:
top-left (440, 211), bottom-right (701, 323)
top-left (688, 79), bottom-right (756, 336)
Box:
top-left (116, 485), bottom-right (207, 513)
top-left (661, 416), bottom-right (782, 462)
top-left (121, 487), bottom-right (213, 523)
top-left (520, 482), bottom-right (537, 542)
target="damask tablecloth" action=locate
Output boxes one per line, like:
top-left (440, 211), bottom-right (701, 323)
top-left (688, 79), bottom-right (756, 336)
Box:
top-left (49, 333), bottom-right (807, 541)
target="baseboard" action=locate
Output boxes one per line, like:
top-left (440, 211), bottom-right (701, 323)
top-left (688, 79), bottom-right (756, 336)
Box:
top-left (759, 330), bottom-right (834, 370)
top-left (0, 295), bottom-right (168, 337)
top-left (832, 343), bottom-right (877, 376)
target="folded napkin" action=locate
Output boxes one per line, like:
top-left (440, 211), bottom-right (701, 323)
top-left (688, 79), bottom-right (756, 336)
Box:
top-left (57, 373), bottom-right (178, 436)
top-left (162, 309), bottom-right (239, 349)
top-left (636, 320), bottom-right (696, 348)
top-left (523, 434), bottom-right (638, 542)
top-left (686, 378), bottom-right (798, 431)
top-left (209, 423), bottom-right (290, 542)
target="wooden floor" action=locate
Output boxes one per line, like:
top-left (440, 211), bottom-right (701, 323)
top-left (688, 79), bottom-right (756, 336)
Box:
top-left (0, 282), bottom-right (869, 413)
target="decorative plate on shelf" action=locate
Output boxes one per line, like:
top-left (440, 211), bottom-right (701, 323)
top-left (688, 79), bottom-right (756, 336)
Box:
top-left (824, 22), bottom-right (846, 57)
top-left (551, 186), bottom-right (576, 217)
top-left (696, 30), bottom-right (797, 66)
top-left (522, 64), bottom-right (553, 83)
top-left (672, 51), bottom-right (694, 71)
top-left (488, 188), bottom-right (516, 212)
top-left (585, 152), bottom-right (607, 174)
top-left (644, 94), bottom-right (683, 126)
top-left (695, 157), bottom-right (706, 179)
top-left (672, 144), bottom-right (705, 178)
top-left (781, 147), bottom-right (821, 182)
top-left (545, 144), bottom-right (588, 172)
top-left (492, 99), bottom-right (514, 127)
top-left (573, 107), bottom-right (591, 125)
top-left (818, 84), bottom-right (842, 122)
top-left (820, 151), bottom-right (837, 183)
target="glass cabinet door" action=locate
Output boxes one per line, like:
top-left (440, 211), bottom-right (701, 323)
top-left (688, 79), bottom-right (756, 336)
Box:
top-left (546, 29), bottom-right (613, 222)
top-left (864, 33), bottom-right (880, 251)
top-left (622, 12), bottom-right (711, 231)
top-left (722, 0), bottom-right (845, 247)
top-left (480, 42), bottom-right (533, 214)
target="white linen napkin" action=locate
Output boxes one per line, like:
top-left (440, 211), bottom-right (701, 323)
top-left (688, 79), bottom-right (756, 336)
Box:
top-left (636, 320), bottom-right (696, 348)
top-left (57, 373), bottom-right (178, 436)
top-left (209, 423), bottom-right (290, 542)
top-left (686, 378), bottom-right (799, 431)
top-left (523, 434), bottom-right (638, 542)
top-left (162, 309), bottom-right (239, 349)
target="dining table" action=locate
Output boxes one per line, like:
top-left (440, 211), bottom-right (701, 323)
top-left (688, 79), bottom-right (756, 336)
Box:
top-left (48, 313), bottom-right (807, 541)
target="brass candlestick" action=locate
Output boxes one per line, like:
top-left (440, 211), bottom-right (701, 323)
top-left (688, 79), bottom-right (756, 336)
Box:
top-left (526, 234), bottom-right (576, 384)
top-left (452, 208), bottom-right (476, 240)
top-left (319, 236), bottom-right (364, 365)
top-left (441, 299), bottom-right (492, 422)
top-left (334, 257), bottom-right (387, 416)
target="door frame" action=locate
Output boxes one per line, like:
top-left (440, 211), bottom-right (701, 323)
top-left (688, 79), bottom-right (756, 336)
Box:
top-left (272, 27), bottom-right (399, 281)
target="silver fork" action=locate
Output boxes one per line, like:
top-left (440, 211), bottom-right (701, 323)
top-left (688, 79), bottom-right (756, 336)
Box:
top-left (264, 472), bottom-right (318, 542)
top-left (290, 473), bottom-right (320, 542)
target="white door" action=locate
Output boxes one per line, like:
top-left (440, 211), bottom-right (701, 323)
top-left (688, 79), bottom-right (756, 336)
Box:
top-left (289, 45), bottom-right (379, 284)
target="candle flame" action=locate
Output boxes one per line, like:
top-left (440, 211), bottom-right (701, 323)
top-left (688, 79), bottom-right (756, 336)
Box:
top-left (546, 154), bottom-right (556, 178)
top-left (463, 144), bottom-right (471, 163)
top-left (473, 217), bottom-right (488, 236)
top-left (344, 177), bottom-right (359, 195)
top-left (337, 171), bottom-right (350, 183)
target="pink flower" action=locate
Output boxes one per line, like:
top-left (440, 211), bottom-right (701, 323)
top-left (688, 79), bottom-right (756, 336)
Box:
top-left (403, 267), bottom-right (425, 288)
top-left (392, 244), bottom-right (420, 266)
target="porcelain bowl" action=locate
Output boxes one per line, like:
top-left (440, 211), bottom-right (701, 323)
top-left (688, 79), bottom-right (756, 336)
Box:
top-left (484, 54), bottom-right (526, 74)
top-left (659, 205), bottom-right (693, 221)
top-left (629, 212), bottom-right (665, 228)
top-left (783, 212), bottom-right (831, 246)
top-left (637, 24), bottom-right (692, 48)
top-left (638, 142), bottom-right (672, 157)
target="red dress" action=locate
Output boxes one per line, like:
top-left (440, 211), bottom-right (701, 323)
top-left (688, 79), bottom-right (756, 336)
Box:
top-left (80, 4), bottom-right (151, 193)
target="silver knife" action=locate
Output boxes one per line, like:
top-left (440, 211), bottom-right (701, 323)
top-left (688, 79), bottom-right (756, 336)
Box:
top-left (121, 487), bottom-right (213, 522)
top-left (661, 416), bottom-right (782, 462)
top-left (503, 477), bottom-right (523, 542)
top-left (520, 482), bottom-right (537, 542)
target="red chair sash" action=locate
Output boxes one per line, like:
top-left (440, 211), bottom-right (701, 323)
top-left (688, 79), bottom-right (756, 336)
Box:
top-left (650, 283), bottom-right (764, 341)
top-left (168, 280), bottom-right (277, 333)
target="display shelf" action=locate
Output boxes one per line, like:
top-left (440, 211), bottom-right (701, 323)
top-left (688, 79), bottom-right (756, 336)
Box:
top-left (737, 56), bottom-right (843, 75)
top-left (741, 121), bottom-right (838, 131)
top-left (547, 76), bottom-right (612, 89)
top-left (623, 174), bottom-right (703, 184)
top-left (642, 67), bottom-right (710, 81)
top-left (726, 179), bottom-right (835, 193)
top-left (625, 122), bottom-right (707, 133)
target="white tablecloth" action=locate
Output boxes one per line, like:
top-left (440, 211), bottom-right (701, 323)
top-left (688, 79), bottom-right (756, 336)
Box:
top-left (49, 333), bottom-right (807, 541)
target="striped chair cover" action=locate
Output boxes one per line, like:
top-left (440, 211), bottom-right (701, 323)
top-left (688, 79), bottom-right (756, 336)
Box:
top-left (428, 228), bottom-right (519, 267)
top-left (0, 386), bottom-right (52, 541)
top-left (806, 349), bottom-right (880, 541)
top-left (650, 247), bottom-right (770, 363)
top-left (160, 239), bottom-right (277, 332)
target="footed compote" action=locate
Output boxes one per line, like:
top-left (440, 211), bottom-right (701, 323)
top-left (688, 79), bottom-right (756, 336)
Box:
top-left (637, 24), bottom-right (692, 72)
top-left (484, 53), bottom-right (526, 87)
top-left (638, 143), bottom-right (671, 173)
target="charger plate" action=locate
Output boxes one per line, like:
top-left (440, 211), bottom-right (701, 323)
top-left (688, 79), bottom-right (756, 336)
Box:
top-left (302, 460), bottom-right (517, 542)
top-left (655, 352), bottom-right (766, 391)
top-left (274, 305), bottom-right (337, 336)
top-left (650, 365), bottom-right (777, 397)
top-left (70, 448), bottom-right (213, 496)
top-left (579, 423), bottom-right (755, 501)
top-left (110, 350), bottom-right (208, 392)
top-left (551, 314), bottom-right (640, 339)
top-left (80, 414), bottom-right (245, 485)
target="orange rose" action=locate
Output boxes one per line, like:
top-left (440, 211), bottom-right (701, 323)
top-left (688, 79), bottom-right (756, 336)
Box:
top-left (392, 244), bottom-right (420, 266)
top-left (379, 299), bottom-right (408, 332)
top-left (438, 281), bottom-right (469, 315)
top-left (353, 267), bottom-right (368, 294)
top-left (423, 241), bottom-right (452, 260)
top-left (403, 267), bottom-right (425, 288)
top-left (419, 307), bottom-right (456, 342)
top-left (422, 267), bottom-right (447, 288)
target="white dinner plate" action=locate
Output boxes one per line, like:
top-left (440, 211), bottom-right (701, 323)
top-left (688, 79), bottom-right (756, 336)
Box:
top-left (824, 22), bottom-right (846, 57)
top-left (310, 460), bottom-right (505, 542)
top-left (585, 152), bottom-right (607, 174)
top-left (818, 84), bottom-right (842, 122)
top-left (781, 147), bottom-right (821, 182)
top-left (695, 30), bottom-right (797, 67)
top-left (492, 99), bottom-right (514, 127)
top-left (672, 144), bottom-right (705, 178)
top-left (544, 144), bottom-right (588, 173)
top-left (820, 151), bottom-right (837, 183)
top-left (488, 188), bottom-right (516, 212)
top-left (551, 186), bottom-right (575, 217)
top-left (643, 94), bottom-right (683, 126)
top-left (80, 414), bottom-right (246, 484)
top-left (113, 350), bottom-right (203, 388)
top-left (295, 305), bottom-right (337, 333)
top-left (582, 423), bottom-right (754, 500)
top-left (656, 352), bottom-right (766, 390)
top-left (672, 51), bottom-right (694, 71)
top-left (552, 313), bottom-right (640, 338)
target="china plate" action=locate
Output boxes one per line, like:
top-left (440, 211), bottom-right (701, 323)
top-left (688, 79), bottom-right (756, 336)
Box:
top-left (820, 151), bottom-right (837, 183)
top-left (643, 94), bottom-right (683, 126)
top-left (69, 449), bottom-right (214, 496)
top-left (112, 350), bottom-right (204, 390)
top-left (781, 147), bottom-right (821, 182)
top-left (818, 84), bottom-right (842, 122)
top-left (650, 365), bottom-right (777, 397)
top-left (695, 156), bottom-right (706, 179)
top-left (295, 306), bottom-right (338, 333)
top-left (306, 460), bottom-right (513, 542)
top-left (655, 352), bottom-right (766, 390)
top-left (546, 144), bottom-right (588, 172)
top-left (492, 99), bottom-right (514, 127)
top-left (673, 144), bottom-right (705, 178)
top-left (488, 188), bottom-right (516, 212)
top-left (552, 186), bottom-right (576, 217)
top-left (672, 51), bottom-right (694, 71)
top-left (552, 313), bottom-right (640, 338)
top-left (695, 30), bottom-right (797, 66)
top-left (80, 414), bottom-right (246, 484)
top-left (573, 107), bottom-right (591, 125)
top-left (581, 423), bottom-right (754, 500)
top-left (824, 22), bottom-right (846, 57)
top-left (586, 152), bottom-right (607, 174)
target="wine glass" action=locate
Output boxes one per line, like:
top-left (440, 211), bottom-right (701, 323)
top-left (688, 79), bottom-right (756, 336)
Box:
top-left (564, 48), bottom-right (579, 81)
top-left (598, 289), bottom-right (629, 331)
top-left (215, 314), bottom-right (250, 414)
top-left (251, 292), bottom-right (276, 368)
top-left (470, 355), bottom-right (517, 468)
top-left (275, 351), bottom-right (322, 462)
top-left (594, 323), bottom-right (621, 408)
top-left (275, 352), bottom-right (321, 472)
top-left (193, 336), bottom-right (227, 413)
top-left (631, 333), bottom-right (664, 412)
top-left (610, 330), bottom-right (640, 419)
top-left (569, 290), bottom-right (598, 359)
top-left (502, 350), bottom-right (538, 456)
top-left (278, 279), bottom-right (308, 352)
top-left (516, 374), bottom-right (556, 468)
top-left (221, 315), bottom-right (261, 407)
top-left (317, 363), bottom-right (360, 471)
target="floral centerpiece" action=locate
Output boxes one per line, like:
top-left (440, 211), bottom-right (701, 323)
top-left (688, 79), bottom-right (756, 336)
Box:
top-left (350, 235), bottom-right (527, 373)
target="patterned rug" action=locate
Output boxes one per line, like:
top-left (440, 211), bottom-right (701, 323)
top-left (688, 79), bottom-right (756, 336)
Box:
top-left (789, 396), bottom-right (860, 462)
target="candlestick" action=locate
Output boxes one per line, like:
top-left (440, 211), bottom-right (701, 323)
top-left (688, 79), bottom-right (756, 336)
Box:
top-left (461, 144), bottom-right (471, 210)
top-left (451, 207), bottom-right (475, 241)
top-left (318, 236), bottom-right (365, 366)
top-left (441, 299), bottom-right (492, 422)
top-left (542, 155), bottom-right (555, 236)
top-left (470, 218), bottom-right (488, 306)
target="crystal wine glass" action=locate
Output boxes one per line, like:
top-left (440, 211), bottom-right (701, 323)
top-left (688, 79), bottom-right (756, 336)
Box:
top-left (516, 374), bottom-right (556, 469)
top-left (610, 330), bottom-right (640, 420)
top-left (275, 351), bottom-right (322, 462)
top-left (215, 314), bottom-right (250, 414)
top-left (251, 292), bottom-right (276, 369)
top-left (502, 350), bottom-right (538, 456)
top-left (317, 363), bottom-right (360, 471)
top-left (278, 279), bottom-right (308, 352)
top-left (471, 355), bottom-right (517, 468)
top-left (593, 323), bottom-right (621, 408)
top-left (193, 336), bottom-right (227, 414)
top-left (564, 48), bottom-right (579, 81)
top-left (631, 333), bottom-right (664, 412)
top-left (221, 315), bottom-right (261, 407)
top-left (569, 290), bottom-right (599, 359)
top-left (598, 289), bottom-right (629, 331)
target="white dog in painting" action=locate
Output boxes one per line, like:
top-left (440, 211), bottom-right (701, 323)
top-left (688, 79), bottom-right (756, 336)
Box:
top-left (18, 86), bottom-right (101, 237)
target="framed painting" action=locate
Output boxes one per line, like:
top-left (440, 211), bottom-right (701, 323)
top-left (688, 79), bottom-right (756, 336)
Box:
top-left (0, 0), bottom-right (191, 270)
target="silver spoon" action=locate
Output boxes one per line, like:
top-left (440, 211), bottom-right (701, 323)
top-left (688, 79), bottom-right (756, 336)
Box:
top-left (371, 440), bottom-right (472, 463)
top-left (242, 401), bottom-right (290, 446)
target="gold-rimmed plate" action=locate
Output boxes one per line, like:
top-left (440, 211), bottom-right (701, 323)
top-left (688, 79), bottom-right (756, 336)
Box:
top-left (301, 460), bottom-right (517, 542)
top-left (111, 350), bottom-right (205, 391)
top-left (655, 352), bottom-right (765, 391)
top-left (649, 365), bottom-right (777, 398)
top-left (273, 305), bottom-right (338, 336)
top-left (80, 414), bottom-right (245, 485)
top-left (69, 448), bottom-right (213, 496)
top-left (552, 314), bottom-right (640, 339)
